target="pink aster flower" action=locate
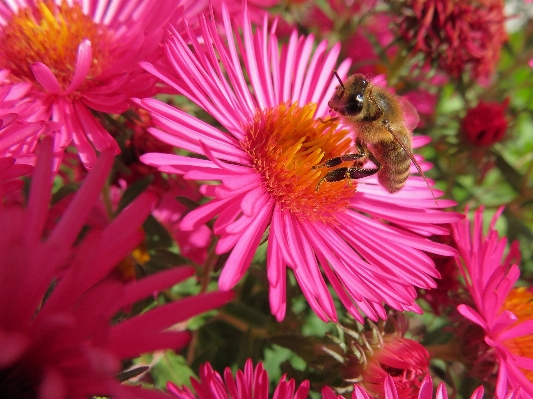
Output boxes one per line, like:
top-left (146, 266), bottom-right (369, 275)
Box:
top-left (461, 99), bottom-right (509, 147)
top-left (0, 0), bottom-right (200, 168)
top-left (138, 4), bottom-right (459, 322)
top-left (322, 374), bottom-right (503, 399)
top-left (452, 207), bottom-right (533, 397)
top-left (395, 0), bottom-right (508, 82)
top-left (167, 359), bottom-right (310, 399)
top-left (0, 137), bottom-right (234, 399)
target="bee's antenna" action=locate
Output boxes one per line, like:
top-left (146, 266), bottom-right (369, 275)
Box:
top-left (332, 70), bottom-right (345, 92)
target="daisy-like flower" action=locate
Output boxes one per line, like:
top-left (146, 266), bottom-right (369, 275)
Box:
top-left (0, 0), bottom-right (201, 168)
top-left (461, 99), bottom-right (509, 147)
top-left (323, 314), bottom-right (428, 398)
top-left (323, 375), bottom-right (497, 399)
top-left (167, 359), bottom-right (310, 399)
top-left (394, 0), bottom-right (508, 82)
top-left (138, 4), bottom-right (459, 322)
top-left (0, 137), bottom-right (234, 399)
top-left (452, 207), bottom-right (533, 397)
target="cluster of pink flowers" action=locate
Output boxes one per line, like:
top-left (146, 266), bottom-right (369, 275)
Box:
top-left (0, 0), bottom-right (530, 398)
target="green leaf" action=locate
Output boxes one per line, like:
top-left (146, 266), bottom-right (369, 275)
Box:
top-left (150, 351), bottom-right (196, 389)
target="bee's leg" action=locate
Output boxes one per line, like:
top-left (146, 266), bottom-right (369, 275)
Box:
top-left (318, 116), bottom-right (339, 124)
top-left (312, 152), bottom-right (364, 169)
top-left (315, 166), bottom-right (378, 191)
top-left (313, 141), bottom-right (367, 169)
top-left (366, 150), bottom-right (382, 171)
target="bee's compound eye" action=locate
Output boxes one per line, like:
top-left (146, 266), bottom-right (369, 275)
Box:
top-left (344, 93), bottom-right (364, 115)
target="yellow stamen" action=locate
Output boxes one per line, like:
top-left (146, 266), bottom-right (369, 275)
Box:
top-left (502, 287), bottom-right (533, 382)
top-left (242, 102), bottom-right (356, 224)
top-left (0, 1), bottom-right (111, 90)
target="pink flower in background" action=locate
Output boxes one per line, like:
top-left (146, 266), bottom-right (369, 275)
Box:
top-left (0, 137), bottom-right (234, 399)
top-left (323, 375), bottom-right (493, 399)
top-left (138, 5), bottom-right (459, 323)
top-left (168, 359), bottom-right (310, 399)
top-left (396, 0), bottom-right (507, 82)
top-left (461, 100), bottom-right (509, 147)
top-left (453, 207), bottom-right (533, 397)
top-left (0, 0), bottom-right (195, 168)
top-left (358, 336), bottom-right (429, 398)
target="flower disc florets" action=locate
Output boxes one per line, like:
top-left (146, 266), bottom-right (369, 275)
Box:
top-left (243, 102), bottom-right (354, 223)
top-left (0, 1), bottom-right (111, 92)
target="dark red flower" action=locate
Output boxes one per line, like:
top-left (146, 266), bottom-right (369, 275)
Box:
top-left (396, 0), bottom-right (507, 81)
top-left (461, 99), bottom-right (509, 146)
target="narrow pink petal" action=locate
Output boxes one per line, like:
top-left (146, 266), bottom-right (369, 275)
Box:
top-left (0, 163), bottom-right (32, 179)
top-left (110, 331), bottom-right (191, 360)
top-left (417, 375), bottom-right (433, 399)
top-left (291, 35), bottom-right (314, 102)
top-left (214, 200), bottom-right (244, 235)
top-left (31, 62), bottom-right (61, 93)
top-left (26, 136), bottom-right (54, 244)
top-left (47, 149), bottom-right (114, 247)
top-left (352, 386), bottom-right (372, 399)
top-left (457, 304), bottom-right (488, 329)
top-left (271, 207), bottom-right (297, 267)
top-left (66, 39), bottom-right (92, 94)
top-left (219, 200), bottom-right (273, 290)
top-left (181, 196), bottom-right (236, 231)
top-left (469, 386), bottom-right (484, 399)
top-left (309, 42), bottom-right (341, 105)
top-left (383, 375), bottom-right (399, 399)
top-left (267, 236), bottom-right (287, 321)
top-left (299, 40), bottom-right (327, 103)
top-left (435, 383), bottom-right (449, 399)
top-left (73, 101), bottom-right (120, 153)
top-left (120, 267), bottom-right (195, 308)
top-left (111, 290), bottom-right (234, 340)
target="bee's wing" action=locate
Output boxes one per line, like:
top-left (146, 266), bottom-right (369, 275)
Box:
top-left (399, 97), bottom-right (420, 132)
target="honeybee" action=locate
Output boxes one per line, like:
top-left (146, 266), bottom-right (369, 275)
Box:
top-left (315, 72), bottom-right (436, 202)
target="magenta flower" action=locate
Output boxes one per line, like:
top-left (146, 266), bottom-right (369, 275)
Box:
top-left (452, 207), bottom-right (533, 397)
top-left (138, 4), bottom-right (459, 322)
top-left (0, 0), bottom-right (197, 168)
top-left (323, 375), bottom-right (496, 399)
top-left (0, 137), bottom-right (234, 399)
top-left (461, 100), bottom-right (509, 147)
top-left (167, 359), bottom-right (310, 399)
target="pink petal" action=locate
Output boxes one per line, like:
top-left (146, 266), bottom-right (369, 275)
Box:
top-left (31, 62), bottom-right (61, 93)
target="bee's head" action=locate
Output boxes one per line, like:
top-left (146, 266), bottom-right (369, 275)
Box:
top-left (328, 74), bottom-right (368, 117)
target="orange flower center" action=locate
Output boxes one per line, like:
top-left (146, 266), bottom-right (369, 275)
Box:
top-left (502, 287), bottom-right (533, 382)
top-left (0, 1), bottom-right (111, 90)
top-left (242, 102), bottom-right (355, 223)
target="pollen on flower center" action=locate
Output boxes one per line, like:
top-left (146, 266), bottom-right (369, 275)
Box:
top-left (502, 287), bottom-right (533, 382)
top-left (241, 102), bottom-right (356, 223)
top-left (0, 1), bottom-right (112, 90)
